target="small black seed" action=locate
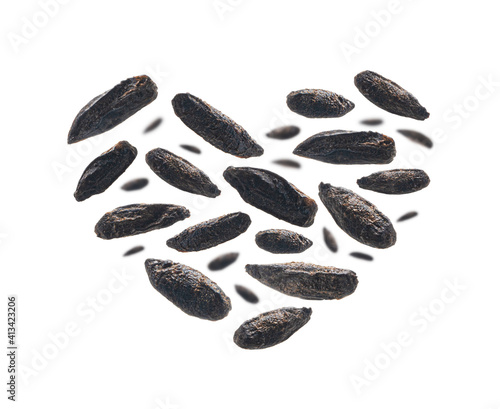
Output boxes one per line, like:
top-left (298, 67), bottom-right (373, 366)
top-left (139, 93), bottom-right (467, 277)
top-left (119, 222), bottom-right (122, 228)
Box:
top-left (294, 130), bottom-right (396, 165)
top-left (233, 307), bottom-right (312, 350)
top-left (68, 75), bottom-right (158, 144)
top-left (167, 212), bottom-right (251, 252)
top-left (354, 70), bottom-right (429, 120)
top-left (121, 178), bottom-right (149, 191)
top-left (255, 229), bottom-right (313, 254)
top-left (74, 141), bottom-right (137, 202)
top-left (146, 148), bottom-right (220, 198)
top-left (172, 93), bottom-right (264, 158)
top-left (323, 227), bottom-right (338, 253)
top-left (286, 89), bottom-right (355, 118)
top-left (397, 129), bottom-right (433, 148)
top-left (350, 252), bottom-right (373, 261)
top-left (360, 118), bottom-right (383, 126)
top-left (266, 125), bottom-right (301, 140)
top-left (246, 262), bottom-right (358, 300)
top-left (319, 183), bottom-right (397, 249)
top-left (95, 204), bottom-right (190, 240)
top-left (272, 159), bottom-right (301, 169)
top-left (123, 245), bottom-right (145, 257)
top-left (208, 253), bottom-right (239, 271)
top-left (234, 285), bottom-right (259, 304)
top-left (357, 169), bottom-right (430, 194)
top-left (223, 166), bottom-right (317, 227)
top-left (144, 117), bottom-right (163, 133)
top-left (397, 211), bottom-right (418, 222)
top-left (180, 144), bottom-right (202, 154)
top-left (145, 258), bottom-right (231, 321)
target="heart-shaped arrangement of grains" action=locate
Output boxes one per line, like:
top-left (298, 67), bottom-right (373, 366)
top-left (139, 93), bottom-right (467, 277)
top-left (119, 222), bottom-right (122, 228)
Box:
top-left (68, 70), bottom-right (431, 350)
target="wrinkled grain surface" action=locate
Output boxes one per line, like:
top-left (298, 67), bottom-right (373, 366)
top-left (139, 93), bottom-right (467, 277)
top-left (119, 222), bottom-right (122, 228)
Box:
top-left (357, 169), bottom-right (430, 194)
top-left (68, 75), bottom-right (158, 143)
top-left (246, 262), bottom-right (358, 300)
top-left (74, 141), bottom-right (137, 201)
top-left (293, 130), bottom-right (396, 165)
top-left (255, 229), bottom-right (312, 254)
top-left (208, 252), bottom-right (239, 271)
top-left (146, 148), bottom-right (220, 198)
top-left (167, 212), bottom-right (251, 252)
top-left (354, 71), bottom-right (429, 120)
top-left (145, 259), bottom-right (231, 321)
top-left (319, 184), bottom-right (397, 249)
top-left (223, 166), bottom-right (317, 227)
top-left (172, 93), bottom-right (263, 158)
top-left (234, 307), bottom-right (312, 349)
top-left (286, 89), bottom-right (355, 118)
top-left (95, 204), bottom-right (190, 240)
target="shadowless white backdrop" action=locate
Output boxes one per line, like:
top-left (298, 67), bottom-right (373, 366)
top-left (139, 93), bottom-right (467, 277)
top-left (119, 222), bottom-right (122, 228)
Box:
top-left (2, 0), bottom-right (499, 408)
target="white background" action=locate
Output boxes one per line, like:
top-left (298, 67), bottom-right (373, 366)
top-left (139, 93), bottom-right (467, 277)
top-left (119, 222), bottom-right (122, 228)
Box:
top-left (2, 1), bottom-right (500, 408)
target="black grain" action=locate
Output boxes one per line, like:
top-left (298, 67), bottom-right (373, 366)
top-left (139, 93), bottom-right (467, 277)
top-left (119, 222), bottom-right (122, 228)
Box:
top-left (357, 169), bottom-right (430, 194)
top-left (234, 285), bottom-right (259, 304)
top-left (208, 252), bottom-right (239, 271)
top-left (286, 89), bottom-right (355, 118)
top-left (255, 229), bottom-right (312, 254)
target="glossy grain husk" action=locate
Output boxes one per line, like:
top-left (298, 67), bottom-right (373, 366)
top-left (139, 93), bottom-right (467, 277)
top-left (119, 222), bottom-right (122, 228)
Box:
top-left (95, 204), bottom-right (190, 240)
top-left (146, 148), bottom-right (220, 198)
top-left (357, 169), bottom-right (430, 194)
top-left (172, 93), bottom-right (263, 158)
top-left (318, 183), bottom-right (396, 249)
top-left (74, 141), bottom-right (137, 202)
top-left (246, 262), bottom-right (358, 300)
top-left (233, 307), bottom-right (312, 350)
top-left (145, 259), bottom-right (231, 321)
top-left (68, 75), bottom-right (158, 143)
top-left (223, 166), bottom-right (317, 227)
top-left (293, 130), bottom-right (396, 165)
top-left (167, 212), bottom-right (251, 252)
top-left (286, 89), bottom-right (355, 118)
top-left (255, 229), bottom-right (312, 254)
top-left (354, 71), bottom-right (429, 120)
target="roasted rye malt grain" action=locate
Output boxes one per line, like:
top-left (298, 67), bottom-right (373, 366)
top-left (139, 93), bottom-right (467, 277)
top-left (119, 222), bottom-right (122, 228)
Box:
top-left (272, 159), bottom-right (301, 169)
top-left (266, 125), bottom-right (301, 140)
top-left (255, 229), bottom-right (313, 254)
top-left (95, 204), bottom-right (190, 240)
top-left (68, 75), bottom-right (158, 144)
top-left (123, 245), bottom-right (145, 257)
top-left (360, 118), bottom-right (383, 126)
top-left (223, 166), bottom-right (318, 227)
top-left (350, 252), bottom-right (373, 261)
top-left (293, 130), bottom-right (396, 165)
top-left (146, 148), bottom-right (220, 198)
top-left (143, 117), bottom-right (163, 133)
top-left (172, 93), bottom-right (264, 158)
top-left (179, 144), bottom-right (202, 154)
top-left (397, 129), bottom-right (433, 148)
top-left (145, 259), bottom-right (231, 321)
top-left (357, 169), bottom-right (430, 194)
top-left (246, 262), bottom-right (358, 300)
top-left (323, 227), bottom-right (338, 253)
top-left (208, 252), bottom-right (239, 271)
top-left (397, 211), bottom-right (418, 222)
top-left (354, 70), bottom-right (429, 120)
top-left (286, 89), bottom-right (355, 118)
top-left (234, 285), bottom-right (259, 304)
top-left (121, 178), bottom-right (149, 191)
top-left (319, 183), bottom-right (397, 249)
top-left (233, 307), bottom-right (312, 349)
top-left (167, 212), bottom-right (251, 252)
top-left (74, 141), bottom-right (137, 202)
